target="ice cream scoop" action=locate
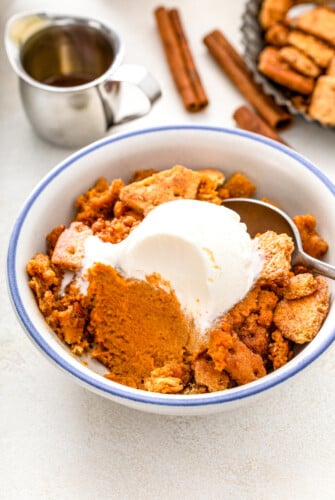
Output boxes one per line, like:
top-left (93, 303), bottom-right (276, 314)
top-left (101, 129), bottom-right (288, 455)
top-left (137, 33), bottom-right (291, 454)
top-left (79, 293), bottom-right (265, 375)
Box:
top-left (223, 198), bottom-right (335, 279)
top-left (82, 199), bottom-right (264, 332)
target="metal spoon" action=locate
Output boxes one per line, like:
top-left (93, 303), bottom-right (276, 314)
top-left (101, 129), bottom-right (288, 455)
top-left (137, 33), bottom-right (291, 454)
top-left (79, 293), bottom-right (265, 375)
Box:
top-left (286, 2), bottom-right (335, 22)
top-left (223, 198), bottom-right (335, 279)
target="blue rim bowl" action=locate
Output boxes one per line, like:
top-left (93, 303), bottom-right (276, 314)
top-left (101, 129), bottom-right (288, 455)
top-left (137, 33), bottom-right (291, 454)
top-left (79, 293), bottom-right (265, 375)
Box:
top-left (7, 125), bottom-right (335, 415)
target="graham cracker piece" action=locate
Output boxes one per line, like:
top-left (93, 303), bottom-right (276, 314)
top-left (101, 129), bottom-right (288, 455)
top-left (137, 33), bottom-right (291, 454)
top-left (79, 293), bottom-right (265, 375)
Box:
top-left (294, 6), bottom-right (335, 47)
top-left (279, 46), bottom-right (321, 78)
top-left (256, 230), bottom-right (294, 287)
top-left (309, 75), bottom-right (335, 125)
top-left (274, 276), bottom-right (329, 343)
top-left (258, 46), bottom-right (315, 95)
top-left (259, 0), bottom-right (293, 29)
top-left (265, 23), bottom-right (290, 47)
top-left (287, 31), bottom-right (334, 68)
top-left (51, 221), bottom-right (92, 271)
top-left (119, 165), bottom-right (201, 215)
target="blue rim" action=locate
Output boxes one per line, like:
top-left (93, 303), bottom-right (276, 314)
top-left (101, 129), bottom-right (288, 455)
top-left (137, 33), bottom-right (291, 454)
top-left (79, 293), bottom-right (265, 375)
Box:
top-left (6, 125), bottom-right (335, 407)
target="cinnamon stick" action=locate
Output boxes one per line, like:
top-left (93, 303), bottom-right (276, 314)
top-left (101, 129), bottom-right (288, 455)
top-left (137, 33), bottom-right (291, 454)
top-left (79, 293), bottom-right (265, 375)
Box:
top-left (233, 105), bottom-right (290, 146)
top-left (154, 6), bottom-right (208, 112)
top-left (203, 29), bottom-right (293, 129)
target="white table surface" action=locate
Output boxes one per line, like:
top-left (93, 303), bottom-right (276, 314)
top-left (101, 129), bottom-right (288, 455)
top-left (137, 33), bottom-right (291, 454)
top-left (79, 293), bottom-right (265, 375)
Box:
top-left (1, 1), bottom-right (335, 499)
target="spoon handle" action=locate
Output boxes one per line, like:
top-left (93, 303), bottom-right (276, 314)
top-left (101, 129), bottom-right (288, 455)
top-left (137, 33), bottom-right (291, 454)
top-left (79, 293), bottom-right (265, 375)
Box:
top-left (299, 252), bottom-right (335, 280)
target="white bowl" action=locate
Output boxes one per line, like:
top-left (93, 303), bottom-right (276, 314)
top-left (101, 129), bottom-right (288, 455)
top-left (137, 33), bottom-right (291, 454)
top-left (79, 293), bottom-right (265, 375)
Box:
top-left (7, 125), bottom-right (335, 415)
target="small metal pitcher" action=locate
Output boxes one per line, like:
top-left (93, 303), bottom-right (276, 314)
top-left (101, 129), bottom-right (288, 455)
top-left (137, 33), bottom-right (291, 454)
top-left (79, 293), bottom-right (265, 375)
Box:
top-left (5, 11), bottom-right (162, 148)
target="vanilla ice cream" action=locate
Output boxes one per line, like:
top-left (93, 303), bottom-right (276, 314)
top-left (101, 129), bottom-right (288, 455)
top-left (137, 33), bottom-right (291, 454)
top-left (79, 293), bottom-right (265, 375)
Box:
top-left (81, 199), bottom-right (264, 333)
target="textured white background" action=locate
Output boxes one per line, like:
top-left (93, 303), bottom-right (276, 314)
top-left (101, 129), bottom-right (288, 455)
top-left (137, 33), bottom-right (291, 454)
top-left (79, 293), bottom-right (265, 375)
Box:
top-left (1, 0), bottom-right (335, 499)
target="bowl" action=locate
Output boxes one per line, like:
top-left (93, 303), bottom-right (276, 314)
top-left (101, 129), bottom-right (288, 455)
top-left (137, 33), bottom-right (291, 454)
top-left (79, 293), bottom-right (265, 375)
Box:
top-left (7, 125), bottom-right (335, 415)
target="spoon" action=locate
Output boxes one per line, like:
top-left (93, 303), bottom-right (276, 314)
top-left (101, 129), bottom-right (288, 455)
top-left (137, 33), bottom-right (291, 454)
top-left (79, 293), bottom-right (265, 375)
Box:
top-left (286, 2), bottom-right (335, 22)
top-left (223, 198), bottom-right (335, 279)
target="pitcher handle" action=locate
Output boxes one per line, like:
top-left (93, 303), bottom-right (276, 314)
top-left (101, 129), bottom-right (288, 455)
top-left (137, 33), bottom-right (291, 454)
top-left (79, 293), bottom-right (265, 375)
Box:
top-left (100, 64), bottom-right (162, 126)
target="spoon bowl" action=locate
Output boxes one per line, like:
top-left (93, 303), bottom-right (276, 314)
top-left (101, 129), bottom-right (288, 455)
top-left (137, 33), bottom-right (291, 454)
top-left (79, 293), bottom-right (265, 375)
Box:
top-left (223, 198), bottom-right (335, 279)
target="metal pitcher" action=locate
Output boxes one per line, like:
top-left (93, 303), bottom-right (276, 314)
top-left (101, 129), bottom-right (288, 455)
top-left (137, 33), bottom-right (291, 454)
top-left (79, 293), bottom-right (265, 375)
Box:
top-left (5, 11), bottom-right (162, 148)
